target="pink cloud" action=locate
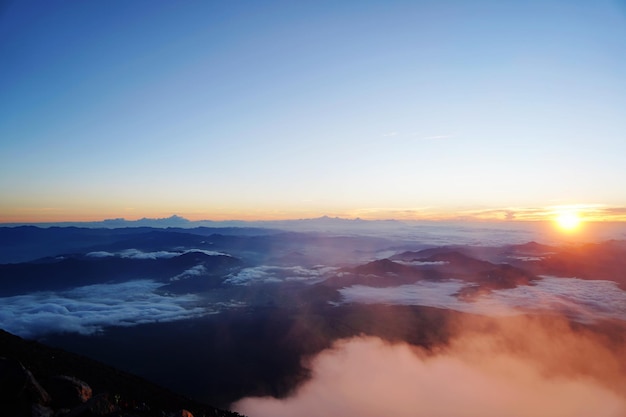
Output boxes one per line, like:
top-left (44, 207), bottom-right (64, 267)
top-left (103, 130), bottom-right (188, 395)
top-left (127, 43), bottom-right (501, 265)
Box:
top-left (233, 317), bottom-right (626, 417)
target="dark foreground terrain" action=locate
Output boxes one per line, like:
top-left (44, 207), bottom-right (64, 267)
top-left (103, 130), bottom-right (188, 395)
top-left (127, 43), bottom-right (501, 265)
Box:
top-left (42, 304), bottom-right (454, 408)
top-left (0, 328), bottom-right (242, 417)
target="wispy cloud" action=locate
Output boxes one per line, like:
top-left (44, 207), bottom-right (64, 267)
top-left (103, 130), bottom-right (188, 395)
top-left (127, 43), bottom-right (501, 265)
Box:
top-left (170, 265), bottom-right (208, 281)
top-left (393, 260), bottom-right (449, 266)
top-left (119, 249), bottom-right (180, 260)
top-left (603, 206), bottom-right (626, 216)
top-left (418, 134), bottom-right (453, 140)
top-left (225, 265), bottom-right (337, 286)
top-left (393, 205), bottom-right (626, 223)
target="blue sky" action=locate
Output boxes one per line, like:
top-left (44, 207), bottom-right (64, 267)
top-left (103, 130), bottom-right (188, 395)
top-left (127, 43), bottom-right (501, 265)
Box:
top-left (1, 0), bottom-right (625, 222)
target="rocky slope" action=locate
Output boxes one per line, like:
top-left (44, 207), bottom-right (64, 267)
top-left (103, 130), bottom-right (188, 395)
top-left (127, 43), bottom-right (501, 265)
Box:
top-left (0, 329), bottom-right (244, 417)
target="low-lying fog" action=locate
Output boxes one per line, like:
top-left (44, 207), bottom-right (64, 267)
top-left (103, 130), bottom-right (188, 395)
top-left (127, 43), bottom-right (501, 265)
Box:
top-left (234, 316), bottom-right (626, 417)
top-left (339, 276), bottom-right (626, 322)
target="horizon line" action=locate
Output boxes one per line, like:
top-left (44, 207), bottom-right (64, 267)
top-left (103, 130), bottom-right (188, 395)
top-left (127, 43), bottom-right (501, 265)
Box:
top-left (2, 213), bottom-right (626, 227)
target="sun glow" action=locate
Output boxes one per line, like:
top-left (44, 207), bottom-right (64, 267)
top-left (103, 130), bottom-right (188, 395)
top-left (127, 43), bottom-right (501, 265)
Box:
top-left (555, 211), bottom-right (582, 232)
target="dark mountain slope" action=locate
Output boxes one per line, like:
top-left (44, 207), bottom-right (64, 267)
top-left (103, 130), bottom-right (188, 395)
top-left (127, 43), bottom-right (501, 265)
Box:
top-left (0, 328), bottom-right (242, 417)
top-left (529, 240), bottom-right (626, 289)
top-left (322, 250), bottom-right (536, 296)
top-left (42, 304), bottom-right (457, 408)
top-left (323, 259), bottom-right (443, 288)
top-left (0, 252), bottom-right (241, 296)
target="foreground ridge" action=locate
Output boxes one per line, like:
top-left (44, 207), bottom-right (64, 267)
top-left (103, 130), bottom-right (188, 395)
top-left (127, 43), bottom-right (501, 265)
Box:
top-left (0, 329), bottom-right (244, 417)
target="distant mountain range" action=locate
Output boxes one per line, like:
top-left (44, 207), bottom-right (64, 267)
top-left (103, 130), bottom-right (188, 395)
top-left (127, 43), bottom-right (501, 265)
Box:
top-left (4, 215), bottom-right (626, 248)
top-left (0, 214), bottom-right (403, 230)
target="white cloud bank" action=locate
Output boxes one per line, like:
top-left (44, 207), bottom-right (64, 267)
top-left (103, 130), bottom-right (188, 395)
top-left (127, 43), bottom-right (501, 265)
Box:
top-left (0, 280), bottom-right (208, 338)
top-left (339, 277), bottom-right (626, 322)
top-left (234, 332), bottom-right (626, 417)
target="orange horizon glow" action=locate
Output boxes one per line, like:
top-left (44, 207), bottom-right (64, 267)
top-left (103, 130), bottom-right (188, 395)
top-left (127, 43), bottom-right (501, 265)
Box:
top-left (1, 204), bottom-right (626, 224)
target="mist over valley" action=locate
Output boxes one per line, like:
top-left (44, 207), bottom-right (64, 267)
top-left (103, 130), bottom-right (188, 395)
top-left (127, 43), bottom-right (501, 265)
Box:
top-left (1, 220), bottom-right (626, 415)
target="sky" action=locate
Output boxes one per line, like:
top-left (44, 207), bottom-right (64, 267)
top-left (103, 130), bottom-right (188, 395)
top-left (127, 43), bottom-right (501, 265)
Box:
top-left (1, 0), bottom-right (626, 222)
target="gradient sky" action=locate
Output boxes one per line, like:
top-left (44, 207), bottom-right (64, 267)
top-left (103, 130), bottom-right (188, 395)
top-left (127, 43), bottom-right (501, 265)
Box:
top-left (1, 0), bottom-right (625, 222)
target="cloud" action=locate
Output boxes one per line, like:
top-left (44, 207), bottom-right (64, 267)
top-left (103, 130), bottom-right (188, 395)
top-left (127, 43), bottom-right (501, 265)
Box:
top-left (340, 279), bottom-right (470, 309)
top-left (85, 251), bottom-right (115, 258)
top-left (233, 317), bottom-right (626, 417)
top-left (338, 277), bottom-right (626, 322)
top-left (183, 249), bottom-right (232, 257)
top-left (170, 265), bottom-right (208, 281)
top-left (603, 206), bottom-right (626, 216)
top-left (507, 255), bottom-right (545, 261)
top-left (0, 280), bottom-right (209, 338)
top-left (393, 260), bottom-right (449, 266)
top-left (119, 249), bottom-right (181, 259)
top-left (489, 277), bottom-right (626, 322)
top-left (224, 265), bottom-right (337, 286)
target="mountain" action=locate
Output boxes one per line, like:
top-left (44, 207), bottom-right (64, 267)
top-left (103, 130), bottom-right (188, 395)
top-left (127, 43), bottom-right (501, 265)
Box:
top-left (0, 251), bottom-right (241, 297)
top-left (528, 240), bottom-right (626, 290)
top-left (322, 259), bottom-right (442, 288)
top-left (323, 250), bottom-right (536, 297)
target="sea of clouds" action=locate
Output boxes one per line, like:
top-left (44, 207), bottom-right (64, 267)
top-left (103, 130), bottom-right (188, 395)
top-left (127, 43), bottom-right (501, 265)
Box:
top-left (0, 280), bottom-right (209, 338)
top-left (339, 276), bottom-right (626, 322)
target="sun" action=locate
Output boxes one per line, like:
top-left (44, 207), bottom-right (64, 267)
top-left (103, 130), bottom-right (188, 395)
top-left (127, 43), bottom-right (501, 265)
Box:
top-left (555, 211), bottom-right (582, 232)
